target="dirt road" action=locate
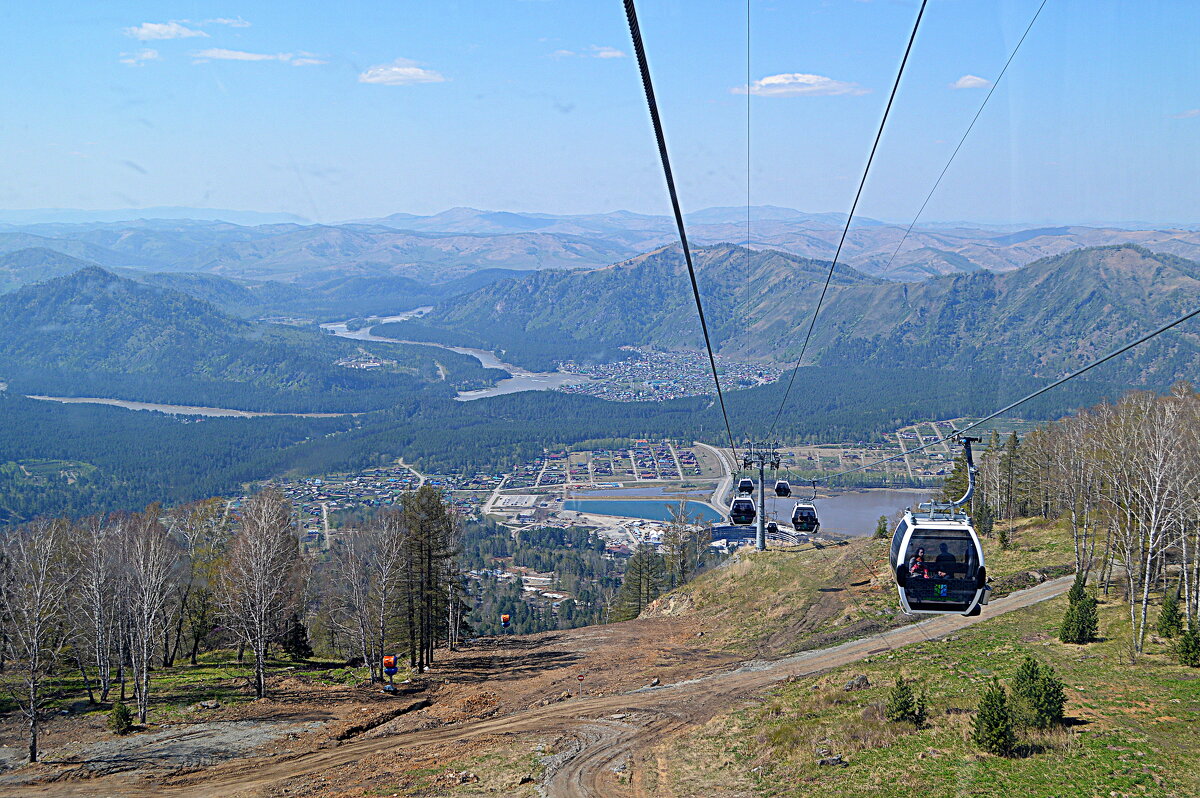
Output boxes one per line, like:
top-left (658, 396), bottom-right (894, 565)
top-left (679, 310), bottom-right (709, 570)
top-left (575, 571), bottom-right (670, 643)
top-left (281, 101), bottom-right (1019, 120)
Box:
top-left (5, 575), bottom-right (1072, 798)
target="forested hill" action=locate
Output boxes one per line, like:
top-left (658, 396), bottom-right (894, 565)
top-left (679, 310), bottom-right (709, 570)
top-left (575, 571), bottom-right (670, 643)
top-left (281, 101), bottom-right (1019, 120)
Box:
top-left (381, 244), bottom-right (1200, 384)
top-left (787, 245), bottom-right (1200, 385)
top-left (0, 247), bottom-right (97, 293)
top-left (0, 267), bottom-right (501, 412)
top-left (374, 244), bottom-right (881, 369)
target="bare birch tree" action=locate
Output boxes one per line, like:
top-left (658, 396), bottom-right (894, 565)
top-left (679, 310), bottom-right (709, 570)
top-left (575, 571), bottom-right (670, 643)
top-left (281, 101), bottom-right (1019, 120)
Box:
top-left (219, 490), bottom-right (304, 698)
top-left (74, 514), bottom-right (120, 703)
top-left (0, 519), bottom-right (74, 762)
top-left (126, 507), bottom-right (179, 723)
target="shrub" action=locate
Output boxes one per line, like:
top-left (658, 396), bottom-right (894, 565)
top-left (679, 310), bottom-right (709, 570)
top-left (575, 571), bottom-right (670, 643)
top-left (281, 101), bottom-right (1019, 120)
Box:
top-left (282, 612), bottom-right (314, 660)
top-left (108, 700), bottom-right (133, 735)
top-left (1157, 592), bottom-right (1183, 639)
top-left (1011, 655), bottom-right (1066, 729)
top-left (972, 678), bottom-right (1016, 756)
top-left (874, 515), bottom-right (889, 540)
top-left (1177, 628), bottom-right (1200, 667)
top-left (1060, 576), bottom-right (1098, 644)
top-left (885, 676), bottom-right (926, 726)
top-left (1066, 572), bottom-right (1087, 605)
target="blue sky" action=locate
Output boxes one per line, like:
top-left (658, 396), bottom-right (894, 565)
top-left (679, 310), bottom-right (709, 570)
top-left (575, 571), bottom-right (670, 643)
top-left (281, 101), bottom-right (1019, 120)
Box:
top-left (2, 1), bottom-right (1197, 225)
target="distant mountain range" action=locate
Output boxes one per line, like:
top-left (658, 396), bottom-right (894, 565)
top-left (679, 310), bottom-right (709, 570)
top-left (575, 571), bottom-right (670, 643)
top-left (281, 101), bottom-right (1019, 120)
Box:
top-left (0, 248), bottom-right (526, 321)
top-left (0, 207), bottom-right (308, 226)
top-left (2, 207), bottom-right (1199, 290)
top-left (381, 244), bottom-right (1200, 385)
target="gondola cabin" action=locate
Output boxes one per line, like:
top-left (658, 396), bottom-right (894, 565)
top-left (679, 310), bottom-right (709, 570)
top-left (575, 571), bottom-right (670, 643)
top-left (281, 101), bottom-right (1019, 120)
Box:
top-left (890, 508), bottom-right (989, 616)
top-left (774, 480), bottom-right (792, 497)
top-left (736, 478), bottom-right (754, 495)
top-left (729, 497), bottom-right (756, 525)
top-left (790, 502), bottom-right (819, 533)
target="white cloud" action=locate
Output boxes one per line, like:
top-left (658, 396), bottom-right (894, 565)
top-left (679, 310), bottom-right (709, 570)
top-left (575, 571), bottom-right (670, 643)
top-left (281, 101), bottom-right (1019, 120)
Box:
top-left (207, 17), bottom-right (251, 28)
top-left (587, 45), bottom-right (625, 59)
top-left (950, 74), bottom-right (991, 89)
top-left (290, 56), bottom-right (328, 67)
top-left (734, 73), bottom-right (868, 97)
top-left (358, 58), bottom-right (446, 85)
top-left (124, 21), bottom-right (208, 40)
top-left (119, 48), bottom-right (160, 66)
top-left (552, 45), bottom-right (626, 60)
top-left (1171, 108), bottom-right (1200, 119)
top-left (193, 48), bottom-right (291, 62)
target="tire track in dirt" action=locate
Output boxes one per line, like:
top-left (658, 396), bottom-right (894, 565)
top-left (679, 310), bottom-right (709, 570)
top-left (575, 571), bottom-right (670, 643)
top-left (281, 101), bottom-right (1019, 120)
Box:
top-left (4, 576), bottom-right (1072, 798)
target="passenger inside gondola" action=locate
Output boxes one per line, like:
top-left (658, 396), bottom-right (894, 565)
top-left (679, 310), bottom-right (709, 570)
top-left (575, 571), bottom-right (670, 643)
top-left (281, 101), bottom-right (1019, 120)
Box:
top-left (908, 548), bottom-right (929, 579)
top-left (905, 531), bottom-right (976, 603)
top-left (934, 542), bottom-right (957, 576)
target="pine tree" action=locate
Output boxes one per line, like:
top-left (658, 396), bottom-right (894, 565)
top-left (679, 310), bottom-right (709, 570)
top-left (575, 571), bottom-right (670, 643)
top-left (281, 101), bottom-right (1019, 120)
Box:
top-left (874, 515), bottom-right (889, 540)
top-left (885, 676), bottom-right (926, 726)
top-left (282, 613), bottom-right (314, 660)
top-left (1066, 572), bottom-right (1087, 605)
top-left (1157, 592), bottom-right (1183, 639)
top-left (977, 502), bottom-right (995, 538)
top-left (108, 701), bottom-right (133, 735)
top-left (941, 450), bottom-right (969, 503)
top-left (612, 544), bottom-right (665, 621)
top-left (1077, 594), bottom-right (1099, 640)
top-left (1177, 628), bottom-right (1200, 667)
top-left (1060, 580), bottom-right (1099, 644)
top-left (1011, 656), bottom-right (1066, 729)
top-left (972, 678), bottom-right (1016, 756)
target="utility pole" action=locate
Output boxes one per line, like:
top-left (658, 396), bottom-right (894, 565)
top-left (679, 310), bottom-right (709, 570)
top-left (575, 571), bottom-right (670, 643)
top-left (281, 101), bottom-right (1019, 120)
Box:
top-left (742, 443), bottom-right (781, 552)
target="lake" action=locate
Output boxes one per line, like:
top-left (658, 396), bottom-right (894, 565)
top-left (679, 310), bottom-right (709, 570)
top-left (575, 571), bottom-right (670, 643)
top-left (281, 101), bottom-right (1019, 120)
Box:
top-left (759, 489), bottom-right (932, 537)
top-left (562, 499), bottom-right (724, 524)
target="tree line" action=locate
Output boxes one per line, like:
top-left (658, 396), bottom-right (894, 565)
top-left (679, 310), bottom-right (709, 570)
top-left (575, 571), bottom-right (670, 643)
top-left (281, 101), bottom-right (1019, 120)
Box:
top-left (0, 484), bottom-right (463, 763)
top-left (943, 383), bottom-right (1200, 660)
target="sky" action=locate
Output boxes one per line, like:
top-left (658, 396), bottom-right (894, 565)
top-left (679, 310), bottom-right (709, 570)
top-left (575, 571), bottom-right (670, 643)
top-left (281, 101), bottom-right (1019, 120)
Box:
top-left (2, 1), bottom-right (1198, 225)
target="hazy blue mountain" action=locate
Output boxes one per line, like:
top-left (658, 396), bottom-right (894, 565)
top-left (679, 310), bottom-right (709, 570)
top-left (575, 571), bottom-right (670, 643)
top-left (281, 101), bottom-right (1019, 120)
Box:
top-left (0, 207), bottom-right (308, 226)
top-left (380, 243), bottom-right (1200, 385)
top-left (6, 209), bottom-right (1200, 291)
top-left (0, 248), bottom-right (100, 293)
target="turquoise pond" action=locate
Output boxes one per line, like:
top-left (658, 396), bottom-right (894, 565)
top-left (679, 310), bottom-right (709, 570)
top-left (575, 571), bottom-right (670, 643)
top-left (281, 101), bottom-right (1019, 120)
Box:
top-left (561, 499), bottom-right (723, 523)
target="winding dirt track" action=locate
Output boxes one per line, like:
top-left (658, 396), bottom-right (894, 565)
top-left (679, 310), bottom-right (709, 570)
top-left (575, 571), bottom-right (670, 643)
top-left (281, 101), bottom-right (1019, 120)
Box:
top-left (6, 575), bottom-right (1072, 798)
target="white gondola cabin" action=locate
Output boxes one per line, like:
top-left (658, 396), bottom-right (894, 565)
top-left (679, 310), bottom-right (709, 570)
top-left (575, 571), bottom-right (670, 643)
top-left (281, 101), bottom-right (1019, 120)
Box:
top-left (774, 480), bottom-right (792, 497)
top-left (736, 478), bottom-right (754, 495)
top-left (729, 497), bottom-right (756, 525)
top-left (889, 437), bottom-right (990, 616)
top-left (790, 502), bottom-right (819, 533)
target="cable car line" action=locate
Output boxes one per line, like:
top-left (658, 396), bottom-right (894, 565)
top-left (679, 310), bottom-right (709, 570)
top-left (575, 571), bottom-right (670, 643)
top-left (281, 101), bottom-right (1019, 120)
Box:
top-left (767, 0), bottom-right (930, 439)
top-left (814, 302), bottom-right (1200, 483)
top-left (623, 0), bottom-right (739, 461)
top-left (879, 0), bottom-right (1050, 277)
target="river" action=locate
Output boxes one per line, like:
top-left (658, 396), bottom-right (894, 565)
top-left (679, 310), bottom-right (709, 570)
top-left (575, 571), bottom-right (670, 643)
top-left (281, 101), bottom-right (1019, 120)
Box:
top-left (320, 309), bottom-right (594, 401)
top-left (25, 395), bottom-right (353, 418)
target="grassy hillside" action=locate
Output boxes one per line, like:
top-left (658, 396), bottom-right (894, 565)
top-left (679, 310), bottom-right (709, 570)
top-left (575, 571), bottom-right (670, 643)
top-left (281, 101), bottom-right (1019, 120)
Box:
top-left (635, 520), bottom-right (1198, 796)
top-left (646, 518), bottom-right (1077, 658)
top-left (660, 594), bottom-right (1199, 797)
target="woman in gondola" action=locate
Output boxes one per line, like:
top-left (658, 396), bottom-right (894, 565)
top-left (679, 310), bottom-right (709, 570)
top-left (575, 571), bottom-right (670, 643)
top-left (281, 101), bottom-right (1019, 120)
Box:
top-left (908, 547), bottom-right (929, 579)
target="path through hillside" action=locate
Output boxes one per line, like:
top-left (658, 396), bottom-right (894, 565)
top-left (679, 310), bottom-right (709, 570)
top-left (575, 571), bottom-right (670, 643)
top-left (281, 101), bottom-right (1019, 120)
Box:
top-left (6, 575), bottom-right (1073, 798)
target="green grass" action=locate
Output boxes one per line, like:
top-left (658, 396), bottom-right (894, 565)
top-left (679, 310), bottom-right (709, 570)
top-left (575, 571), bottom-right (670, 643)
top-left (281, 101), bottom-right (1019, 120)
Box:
top-left (666, 596), bottom-right (1200, 797)
top-left (659, 517), bottom-right (1078, 658)
top-left (13, 650), bottom-right (377, 723)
